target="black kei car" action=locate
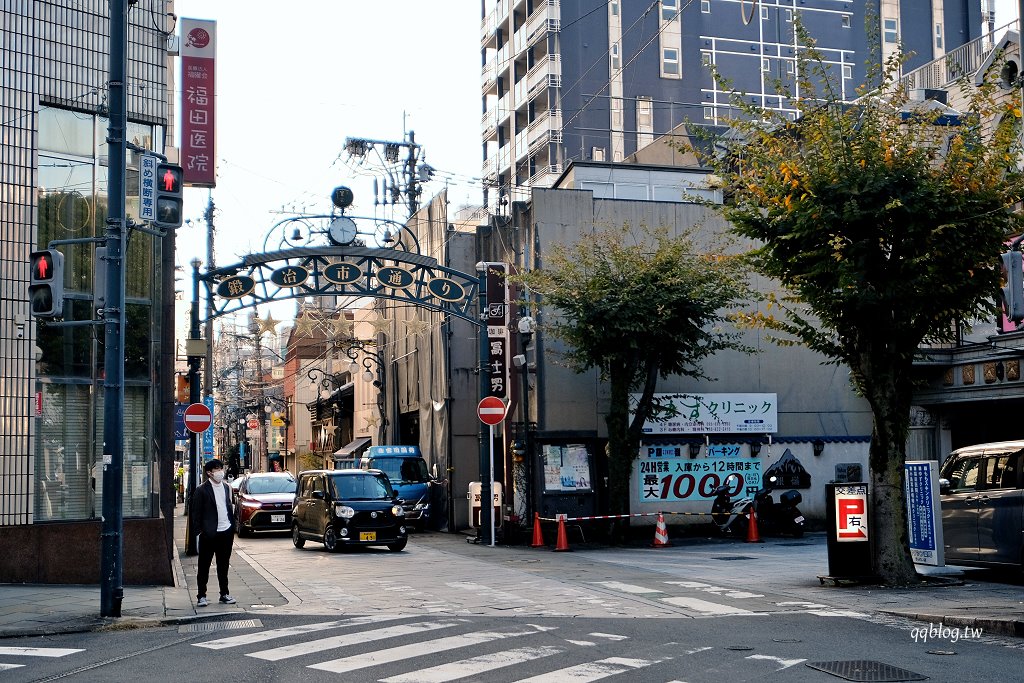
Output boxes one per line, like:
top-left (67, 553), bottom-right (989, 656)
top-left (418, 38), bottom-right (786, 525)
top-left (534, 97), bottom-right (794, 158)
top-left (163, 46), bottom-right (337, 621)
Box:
top-left (292, 469), bottom-right (408, 552)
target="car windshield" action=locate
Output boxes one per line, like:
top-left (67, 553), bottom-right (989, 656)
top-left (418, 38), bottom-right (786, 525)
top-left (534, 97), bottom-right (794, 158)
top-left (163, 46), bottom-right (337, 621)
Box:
top-left (373, 458), bottom-right (430, 483)
top-left (329, 473), bottom-right (394, 501)
top-left (246, 476), bottom-right (297, 495)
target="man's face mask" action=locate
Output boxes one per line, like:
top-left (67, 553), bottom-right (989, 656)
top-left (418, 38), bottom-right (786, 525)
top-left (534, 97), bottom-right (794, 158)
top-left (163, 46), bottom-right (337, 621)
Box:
top-left (211, 470), bottom-right (225, 483)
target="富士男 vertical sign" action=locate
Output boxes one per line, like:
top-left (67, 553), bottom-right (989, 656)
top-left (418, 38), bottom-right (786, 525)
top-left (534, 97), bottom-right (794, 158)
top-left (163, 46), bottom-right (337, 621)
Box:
top-left (180, 18), bottom-right (217, 187)
top-left (484, 262), bottom-right (509, 400)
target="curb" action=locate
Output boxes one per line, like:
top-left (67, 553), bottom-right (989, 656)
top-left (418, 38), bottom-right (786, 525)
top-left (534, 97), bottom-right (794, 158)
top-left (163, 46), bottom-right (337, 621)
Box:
top-left (880, 610), bottom-right (1024, 638)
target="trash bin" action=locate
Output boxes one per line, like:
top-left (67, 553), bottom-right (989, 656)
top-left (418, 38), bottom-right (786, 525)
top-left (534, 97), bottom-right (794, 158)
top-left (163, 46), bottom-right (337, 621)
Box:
top-left (824, 483), bottom-right (873, 579)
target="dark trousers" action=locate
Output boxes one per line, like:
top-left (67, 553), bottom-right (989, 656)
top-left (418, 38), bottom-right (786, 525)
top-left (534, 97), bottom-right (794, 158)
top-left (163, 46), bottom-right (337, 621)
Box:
top-left (196, 529), bottom-right (233, 598)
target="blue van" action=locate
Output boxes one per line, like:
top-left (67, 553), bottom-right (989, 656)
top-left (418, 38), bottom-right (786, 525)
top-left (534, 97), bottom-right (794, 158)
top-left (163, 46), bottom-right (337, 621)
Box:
top-left (360, 446), bottom-right (433, 530)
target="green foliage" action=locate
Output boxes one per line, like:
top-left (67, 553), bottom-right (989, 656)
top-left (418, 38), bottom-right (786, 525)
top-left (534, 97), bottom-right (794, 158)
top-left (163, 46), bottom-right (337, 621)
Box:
top-left (519, 223), bottom-right (751, 385)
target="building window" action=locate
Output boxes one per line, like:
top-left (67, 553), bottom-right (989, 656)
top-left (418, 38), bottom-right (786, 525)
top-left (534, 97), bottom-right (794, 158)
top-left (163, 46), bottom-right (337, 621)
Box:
top-left (786, 60), bottom-right (795, 74)
top-left (842, 65), bottom-right (852, 79)
top-left (701, 0), bottom-right (710, 13)
top-left (841, 14), bottom-right (851, 28)
top-left (884, 18), bottom-right (898, 43)
top-left (661, 0), bottom-right (678, 21)
top-left (592, 147), bottom-right (606, 161)
top-left (663, 48), bottom-right (680, 77)
top-left (611, 0), bottom-right (619, 16)
top-left (701, 51), bottom-right (712, 66)
top-left (637, 96), bottom-right (654, 149)
top-left (612, 98), bottom-right (623, 129)
top-left (703, 106), bottom-right (713, 120)
top-left (762, 58), bottom-right (770, 73)
top-left (761, 6), bottom-right (769, 20)
top-left (611, 43), bottom-right (620, 70)
top-left (785, 9), bottom-right (793, 23)
top-left (935, 23), bottom-right (943, 49)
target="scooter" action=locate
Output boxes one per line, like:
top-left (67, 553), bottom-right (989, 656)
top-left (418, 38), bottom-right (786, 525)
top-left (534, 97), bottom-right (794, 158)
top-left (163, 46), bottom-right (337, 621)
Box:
top-left (710, 473), bottom-right (805, 538)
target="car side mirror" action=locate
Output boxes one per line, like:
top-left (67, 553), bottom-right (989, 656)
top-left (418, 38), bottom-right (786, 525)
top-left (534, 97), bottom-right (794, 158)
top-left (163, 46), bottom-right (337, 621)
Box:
top-left (938, 478), bottom-right (950, 495)
top-left (312, 490), bottom-right (325, 499)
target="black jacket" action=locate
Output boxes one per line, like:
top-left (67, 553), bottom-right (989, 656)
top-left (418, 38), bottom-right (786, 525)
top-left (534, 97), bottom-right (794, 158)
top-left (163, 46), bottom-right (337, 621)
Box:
top-left (190, 479), bottom-right (235, 537)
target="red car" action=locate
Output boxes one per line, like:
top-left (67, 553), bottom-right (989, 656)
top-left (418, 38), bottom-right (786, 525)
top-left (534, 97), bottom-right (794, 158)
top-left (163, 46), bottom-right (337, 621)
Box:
top-left (235, 472), bottom-right (297, 536)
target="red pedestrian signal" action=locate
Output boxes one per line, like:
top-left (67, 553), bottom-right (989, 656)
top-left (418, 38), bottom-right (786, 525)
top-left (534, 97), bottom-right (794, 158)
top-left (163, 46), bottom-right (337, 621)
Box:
top-left (28, 249), bottom-right (65, 318)
top-left (153, 163), bottom-right (183, 229)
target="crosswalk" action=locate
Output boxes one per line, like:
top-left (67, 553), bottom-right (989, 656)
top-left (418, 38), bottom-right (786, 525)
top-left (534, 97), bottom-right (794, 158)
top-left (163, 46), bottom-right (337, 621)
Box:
top-left (187, 614), bottom-right (806, 682)
top-left (0, 646), bottom-right (83, 671)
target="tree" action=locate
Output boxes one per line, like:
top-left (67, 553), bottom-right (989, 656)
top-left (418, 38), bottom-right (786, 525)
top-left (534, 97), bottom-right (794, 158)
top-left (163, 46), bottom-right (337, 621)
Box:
top-left (517, 224), bottom-right (751, 519)
top-left (697, 37), bottom-right (1024, 584)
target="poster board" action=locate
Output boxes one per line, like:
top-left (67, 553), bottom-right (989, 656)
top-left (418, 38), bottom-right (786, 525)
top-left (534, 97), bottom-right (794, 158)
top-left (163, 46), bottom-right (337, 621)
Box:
top-left (542, 444), bottom-right (592, 492)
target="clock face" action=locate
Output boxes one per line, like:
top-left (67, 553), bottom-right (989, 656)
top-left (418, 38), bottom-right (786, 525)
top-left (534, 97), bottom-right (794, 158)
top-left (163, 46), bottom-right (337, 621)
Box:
top-left (327, 216), bottom-right (357, 245)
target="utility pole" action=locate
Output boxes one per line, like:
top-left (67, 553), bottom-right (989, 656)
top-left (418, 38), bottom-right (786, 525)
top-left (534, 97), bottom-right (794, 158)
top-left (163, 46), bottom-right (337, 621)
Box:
top-left (203, 195), bottom-right (215, 400)
top-left (99, 0), bottom-right (129, 618)
top-left (343, 133), bottom-right (429, 220)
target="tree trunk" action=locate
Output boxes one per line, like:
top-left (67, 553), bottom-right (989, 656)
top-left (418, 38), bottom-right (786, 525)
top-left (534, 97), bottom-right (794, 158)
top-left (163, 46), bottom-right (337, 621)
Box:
top-left (606, 365), bottom-right (633, 517)
top-left (859, 349), bottom-right (919, 586)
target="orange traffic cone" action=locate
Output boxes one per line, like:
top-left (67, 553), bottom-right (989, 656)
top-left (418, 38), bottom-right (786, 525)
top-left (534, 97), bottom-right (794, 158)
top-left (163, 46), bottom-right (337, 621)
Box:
top-left (553, 516), bottom-right (571, 551)
top-left (651, 513), bottom-right (671, 548)
top-left (745, 506), bottom-right (762, 543)
top-left (531, 512), bottom-right (545, 548)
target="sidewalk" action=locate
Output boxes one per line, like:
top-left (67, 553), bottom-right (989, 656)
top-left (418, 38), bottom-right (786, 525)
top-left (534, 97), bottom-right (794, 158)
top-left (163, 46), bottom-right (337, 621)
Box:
top-left (0, 514), bottom-right (1021, 638)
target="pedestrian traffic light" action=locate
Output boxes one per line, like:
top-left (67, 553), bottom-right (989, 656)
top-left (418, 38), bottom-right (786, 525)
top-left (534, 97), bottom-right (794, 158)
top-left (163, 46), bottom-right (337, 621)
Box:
top-left (153, 163), bottom-right (183, 229)
top-left (1000, 250), bottom-right (1024, 322)
top-left (28, 249), bottom-right (64, 318)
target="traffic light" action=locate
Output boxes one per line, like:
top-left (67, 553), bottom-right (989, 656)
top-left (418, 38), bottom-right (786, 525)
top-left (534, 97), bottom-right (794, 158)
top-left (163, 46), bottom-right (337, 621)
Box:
top-left (153, 163), bottom-right (183, 229)
top-left (1001, 251), bottom-right (1024, 322)
top-left (28, 249), bottom-right (64, 318)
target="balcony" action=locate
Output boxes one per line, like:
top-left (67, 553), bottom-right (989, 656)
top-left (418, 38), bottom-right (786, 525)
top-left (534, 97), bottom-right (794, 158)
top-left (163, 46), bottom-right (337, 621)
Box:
top-left (526, 108), bottom-right (562, 151)
top-left (526, 53), bottom-right (561, 98)
top-left (526, 163), bottom-right (563, 188)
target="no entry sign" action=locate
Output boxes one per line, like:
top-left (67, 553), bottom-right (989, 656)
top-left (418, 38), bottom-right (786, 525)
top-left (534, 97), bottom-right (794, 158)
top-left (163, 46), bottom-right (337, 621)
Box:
top-left (184, 402), bottom-right (213, 433)
top-left (477, 396), bottom-right (507, 426)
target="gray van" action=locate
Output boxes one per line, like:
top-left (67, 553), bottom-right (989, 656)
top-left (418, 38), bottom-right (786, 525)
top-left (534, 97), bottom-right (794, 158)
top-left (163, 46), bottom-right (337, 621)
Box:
top-left (939, 440), bottom-right (1023, 570)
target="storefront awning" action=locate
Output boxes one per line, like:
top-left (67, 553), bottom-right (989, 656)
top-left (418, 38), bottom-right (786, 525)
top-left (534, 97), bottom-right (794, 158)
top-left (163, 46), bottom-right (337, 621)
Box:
top-left (333, 436), bottom-right (371, 459)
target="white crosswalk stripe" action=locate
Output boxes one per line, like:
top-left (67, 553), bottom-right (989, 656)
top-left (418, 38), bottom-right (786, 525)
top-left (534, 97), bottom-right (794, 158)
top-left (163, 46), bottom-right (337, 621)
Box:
top-left (194, 614), bottom-right (410, 650)
top-left (380, 645), bottom-right (564, 683)
top-left (660, 596), bottom-right (755, 615)
top-left (308, 624), bottom-right (557, 674)
top-left (249, 619), bottom-right (467, 661)
top-left (509, 655), bottom-right (666, 682)
top-left (592, 581), bottom-right (662, 594)
top-left (0, 646), bottom-right (84, 672)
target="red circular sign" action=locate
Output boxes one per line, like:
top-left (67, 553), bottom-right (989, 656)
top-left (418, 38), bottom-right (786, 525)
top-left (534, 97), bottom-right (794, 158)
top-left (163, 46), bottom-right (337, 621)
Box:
top-left (477, 396), bottom-right (507, 426)
top-left (183, 402), bottom-right (213, 433)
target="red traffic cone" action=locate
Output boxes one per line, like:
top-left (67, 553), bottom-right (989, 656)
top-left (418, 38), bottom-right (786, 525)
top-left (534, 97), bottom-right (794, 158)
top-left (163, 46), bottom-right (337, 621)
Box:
top-left (553, 516), bottom-right (571, 552)
top-left (745, 506), bottom-right (762, 543)
top-left (651, 512), bottom-right (671, 548)
top-left (530, 512), bottom-right (545, 548)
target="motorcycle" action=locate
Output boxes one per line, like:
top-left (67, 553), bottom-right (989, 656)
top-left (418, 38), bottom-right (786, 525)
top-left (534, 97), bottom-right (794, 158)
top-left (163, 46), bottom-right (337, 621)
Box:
top-left (710, 472), bottom-right (805, 538)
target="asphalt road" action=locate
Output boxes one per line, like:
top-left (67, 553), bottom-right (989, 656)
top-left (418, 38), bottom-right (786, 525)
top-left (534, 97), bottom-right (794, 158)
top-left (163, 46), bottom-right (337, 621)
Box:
top-left (3, 611), bottom-right (1023, 683)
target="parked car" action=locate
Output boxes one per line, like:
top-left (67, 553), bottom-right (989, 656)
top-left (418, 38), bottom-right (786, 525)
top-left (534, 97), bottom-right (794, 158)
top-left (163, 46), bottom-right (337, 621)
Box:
top-left (360, 446), bottom-right (434, 530)
top-left (939, 440), bottom-right (1023, 570)
top-left (292, 469), bottom-right (408, 552)
top-left (235, 472), bottom-right (297, 537)
top-left (229, 475), bottom-right (244, 504)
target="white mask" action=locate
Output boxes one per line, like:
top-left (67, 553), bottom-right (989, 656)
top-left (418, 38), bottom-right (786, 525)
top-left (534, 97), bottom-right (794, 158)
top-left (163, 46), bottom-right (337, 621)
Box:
top-left (211, 470), bottom-right (225, 483)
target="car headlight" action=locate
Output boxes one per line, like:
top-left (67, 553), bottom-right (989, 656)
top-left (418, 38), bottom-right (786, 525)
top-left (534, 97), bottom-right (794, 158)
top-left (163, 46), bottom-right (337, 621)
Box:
top-left (240, 499), bottom-right (262, 508)
top-left (335, 505), bottom-right (356, 519)
top-left (392, 505), bottom-right (405, 517)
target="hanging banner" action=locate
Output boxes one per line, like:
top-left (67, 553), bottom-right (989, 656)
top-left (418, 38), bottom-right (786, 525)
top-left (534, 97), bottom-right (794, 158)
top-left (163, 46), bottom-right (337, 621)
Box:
top-left (180, 18), bottom-right (217, 187)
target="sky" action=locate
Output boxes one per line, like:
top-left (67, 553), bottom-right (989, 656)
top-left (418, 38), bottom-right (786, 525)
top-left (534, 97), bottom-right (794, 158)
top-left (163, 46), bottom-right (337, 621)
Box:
top-left (170, 2), bottom-right (483, 334)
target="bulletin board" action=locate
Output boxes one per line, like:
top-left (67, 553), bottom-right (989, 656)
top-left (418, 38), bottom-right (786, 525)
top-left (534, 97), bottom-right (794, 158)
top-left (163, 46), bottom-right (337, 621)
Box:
top-left (541, 444), bottom-right (592, 493)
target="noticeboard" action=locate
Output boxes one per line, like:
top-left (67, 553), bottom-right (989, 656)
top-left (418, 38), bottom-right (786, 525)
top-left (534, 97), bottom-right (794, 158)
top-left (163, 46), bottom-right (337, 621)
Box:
top-left (541, 444), bottom-right (592, 493)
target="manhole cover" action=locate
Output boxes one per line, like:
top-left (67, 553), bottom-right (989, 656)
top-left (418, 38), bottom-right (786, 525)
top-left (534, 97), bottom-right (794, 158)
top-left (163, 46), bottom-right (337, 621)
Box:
top-left (712, 555), bottom-right (757, 561)
top-left (805, 660), bottom-right (927, 682)
top-left (179, 618), bottom-right (262, 634)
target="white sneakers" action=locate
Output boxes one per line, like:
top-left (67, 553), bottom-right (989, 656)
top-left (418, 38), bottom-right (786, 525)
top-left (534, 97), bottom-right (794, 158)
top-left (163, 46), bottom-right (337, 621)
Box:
top-left (196, 596), bottom-right (209, 607)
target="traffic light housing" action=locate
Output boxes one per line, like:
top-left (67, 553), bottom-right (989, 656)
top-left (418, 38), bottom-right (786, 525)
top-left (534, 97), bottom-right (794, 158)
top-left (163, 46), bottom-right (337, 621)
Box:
top-left (153, 163), bottom-right (183, 229)
top-left (28, 249), bottom-right (64, 318)
top-left (1001, 251), bottom-right (1024, 323)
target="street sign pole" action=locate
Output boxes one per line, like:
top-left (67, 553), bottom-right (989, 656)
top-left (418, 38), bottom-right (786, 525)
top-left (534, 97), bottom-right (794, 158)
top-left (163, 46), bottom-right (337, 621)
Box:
top-left (488, 423), bottom-right (495, 548)
top-left (184, 260), bottom-right (203, 556)
top-left (476, 263), bottom-right (491, 545)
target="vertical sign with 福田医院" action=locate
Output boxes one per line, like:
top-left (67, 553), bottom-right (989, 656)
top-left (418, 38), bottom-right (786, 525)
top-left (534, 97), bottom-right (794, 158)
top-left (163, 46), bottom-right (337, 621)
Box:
top-left (483, 262), bottom-right (509, 400)
top-left (180, 18), bottom-right (217, 187)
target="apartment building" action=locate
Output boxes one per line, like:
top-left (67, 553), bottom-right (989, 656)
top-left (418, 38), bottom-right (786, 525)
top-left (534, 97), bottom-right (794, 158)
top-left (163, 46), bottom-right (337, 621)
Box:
top-left (480, 0), bottom-right (985, 206)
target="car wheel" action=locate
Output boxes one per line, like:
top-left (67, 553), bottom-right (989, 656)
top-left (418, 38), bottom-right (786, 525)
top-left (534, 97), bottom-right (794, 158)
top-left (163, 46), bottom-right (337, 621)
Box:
top-left (291, 524), bottom-right (305, 549)
top-left (387, 538), bottom-right (408, 552)
top-left (323, 525), bottom-right (339, 552)
top-left (236, 517), bottom-right (250, 537)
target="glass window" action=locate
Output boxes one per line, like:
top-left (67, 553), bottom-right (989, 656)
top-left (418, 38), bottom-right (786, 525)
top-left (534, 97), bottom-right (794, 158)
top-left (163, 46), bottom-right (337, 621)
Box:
top-left (610, 43), bottom-right (620, 70)
top-left (884, 18), bottom-right (898, 43)
top-left (662, 0), bottom-right (678, 21)
top-left (761, 6), bottom-right (768, 20)
top-left (981, 452), bottom-right (1021, 489)
top-left (842, 14), bottom-right (851, 28)
top-left (246, 475), bottom-right (297, 495)
top-left (935, 23), bottom-right (942, 49)
top-left (663, 48), bottom-right (680, 76)
top-left (944, 457), bottom-right (981, 492)
top-left (701, 0), bottom-right (710, 13)
top-left (330, 473), bottom-right (394, 501)
top-left (39, 107), bottom-right (95, 156)
top-left (591, 147), bottom-right (606, 161)
top-left (785, 9), bottom-right (793, 23)
top-left (611, 0), bottom-right (619, 16)
top-left (703, 106), bottom-right (713, 120)
top-left (762, 58), bottom-right (771, 73)
top-left (843, 65), bottom-right (853, 79)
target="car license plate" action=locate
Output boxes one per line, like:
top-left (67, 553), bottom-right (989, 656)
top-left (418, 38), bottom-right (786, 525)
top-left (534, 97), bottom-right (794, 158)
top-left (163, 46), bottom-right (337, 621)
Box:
top-left (271, 514), bottom-right (285, 524)
top-left (359, 531), bottom-right (376, 542)
top-left (794, 515), bottom-right (805, 523)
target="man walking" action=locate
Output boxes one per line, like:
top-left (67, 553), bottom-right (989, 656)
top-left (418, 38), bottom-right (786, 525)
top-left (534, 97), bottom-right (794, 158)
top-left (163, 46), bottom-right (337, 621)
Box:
top-left (189, 458), bottom-right (236, 607)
